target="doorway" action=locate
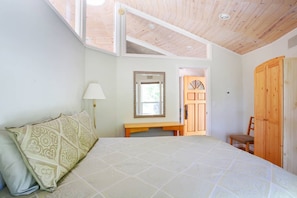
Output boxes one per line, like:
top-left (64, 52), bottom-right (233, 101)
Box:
top-left (179, 68), bottom-right (209, 136)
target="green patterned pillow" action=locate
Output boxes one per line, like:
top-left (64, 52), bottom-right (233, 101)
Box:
top-left (61, 111), bottom-right (98, 158)
top-left (7, 112), bottom-right (98, 192)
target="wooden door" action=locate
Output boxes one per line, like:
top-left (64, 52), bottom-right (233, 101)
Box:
top-left (183, 76), bottom-right (206, 136)
top-left (265, 58), bottom-right (283, 167)
top-left (254, 56), bottom-right (283, 167)
top-left (254, 63), bottom-right (266, 159)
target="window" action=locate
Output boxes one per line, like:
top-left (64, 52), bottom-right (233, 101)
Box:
top-left (49, 0), bottom-right (82, 37)
top-left (125, 11), bottom-right (208, 58)
top-left (137, 82), bottom-right (163, 115)
top-left (47, 1), bottom-right (210, 58)
top-left (134, 71), bottom-right (165, 118)
top-left (85, 0), bottom-right (115, 52)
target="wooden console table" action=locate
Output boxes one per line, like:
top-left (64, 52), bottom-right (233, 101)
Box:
top-left (124, 122), bottom-right (184, 137)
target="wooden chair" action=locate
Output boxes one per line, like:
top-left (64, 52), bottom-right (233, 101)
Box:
top-left (229, 116), bottom-right (254, 153)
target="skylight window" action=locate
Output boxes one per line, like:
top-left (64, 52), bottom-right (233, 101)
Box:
top-left (49, 0), bottom-right (82, 36)
top-left (125, 11), bottom-right (208, 58)
top-left (85, 0), bottom-right (115, 52)
top-left (47, 0), bottom-right (210, 59)
top-left (87, 0), bottom-right (105, 6)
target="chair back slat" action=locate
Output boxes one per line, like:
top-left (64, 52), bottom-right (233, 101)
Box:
top-left (247, 116), bottom-right (254, 135)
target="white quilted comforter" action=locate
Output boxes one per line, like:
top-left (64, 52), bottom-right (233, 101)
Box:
top-left (1, 136), bottom-right (297, 198)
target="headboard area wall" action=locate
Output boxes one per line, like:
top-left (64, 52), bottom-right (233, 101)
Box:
top-left (0, 0), bottom-right (85, 128)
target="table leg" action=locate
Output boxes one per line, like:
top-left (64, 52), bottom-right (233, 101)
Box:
top-left (173, 130), bottom-right (177, 136)
top-left (125, 128), bottom-right (131, 137)
top-left (179, 127), bottom-right (184, 136)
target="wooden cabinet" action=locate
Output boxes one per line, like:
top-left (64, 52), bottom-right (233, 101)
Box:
top-left (254, 56), bottom-right (284, 167)
top-left (254, 56), bottom-right (297, 172)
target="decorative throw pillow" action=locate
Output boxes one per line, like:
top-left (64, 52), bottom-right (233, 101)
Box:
top-left (7, 116), bottom-right (77, 192)
top-left (62, 111), bottom-right (98, 157)
top-left (0, 130), bottom-right (39, 195)
top-left (6, 111), bottom-right (98, 192)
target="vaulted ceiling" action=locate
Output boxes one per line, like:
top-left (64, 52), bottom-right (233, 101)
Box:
top-left (117, 0), bottom-right (297, 55)
top-left (49, 0), bottom-right (297, 56)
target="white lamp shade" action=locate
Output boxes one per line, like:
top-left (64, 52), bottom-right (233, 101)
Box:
top-left (83, 83), bottom-right (106, 99)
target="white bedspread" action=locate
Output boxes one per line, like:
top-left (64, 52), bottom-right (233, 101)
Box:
top-left (1, 136), bottom-right (297, 198)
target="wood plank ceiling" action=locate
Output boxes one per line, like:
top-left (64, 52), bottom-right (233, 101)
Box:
top-left (118, 0), bottom-right (297, 55)
top-left (50, 0), bottom-right (297, 56)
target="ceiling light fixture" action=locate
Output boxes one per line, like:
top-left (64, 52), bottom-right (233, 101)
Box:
top-left (186, 45), bottom-right (193, 49)
top-left (219, 13), bottom-right (230, 20)
top-left (87, 0), bottom-right (105, 6)
top-left (148, 23), bottom-right (155, 30)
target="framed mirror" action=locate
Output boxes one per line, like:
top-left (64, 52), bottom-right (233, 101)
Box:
top-left (134, 71), bottom-right (165, 118)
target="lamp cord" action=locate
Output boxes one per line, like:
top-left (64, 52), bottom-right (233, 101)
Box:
top-left (93, 100), bottom-right (96, 129)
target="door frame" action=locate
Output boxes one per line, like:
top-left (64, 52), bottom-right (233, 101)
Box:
top-left (179, 67), bottom-right (211, 136)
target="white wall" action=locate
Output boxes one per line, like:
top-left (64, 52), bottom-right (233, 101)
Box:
top-left (0, 0), bottom-right (245, 142)
top-left (0, 0), bottom-right (85, 128)
top-left (210, 46), bottom-right (243, 141)
top-left (84, 48), bottom-right (117, 137)
top-left (115, 49), bottom-right (242, 140)
top-left (116, 56), bottom-right (181, 133)
top-left (85, 47), bottom-right (243, 141)
top-left (242, 28), bottom-right (297, 126)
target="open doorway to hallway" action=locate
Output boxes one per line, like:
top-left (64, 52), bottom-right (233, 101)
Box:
top-left (179, 68), bottom-right (210, 136)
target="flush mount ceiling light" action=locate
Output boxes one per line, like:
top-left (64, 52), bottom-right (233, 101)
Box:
top-left (219, 13), bottom-right (230, 20)
top-left (186, 45), bottom-right (193, 50)
top-left (148, 23), bottom-right (155, 30)
top-left (87, 0), bottom-right (105, 6)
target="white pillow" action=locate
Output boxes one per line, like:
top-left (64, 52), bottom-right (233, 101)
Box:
top-left (0, 130), bottom-right (39, 196)
top-left (0, 172), bottom-right (5, 190)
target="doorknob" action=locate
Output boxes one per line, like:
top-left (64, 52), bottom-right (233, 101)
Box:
top-left (185, 105), bottom-right (188, 120)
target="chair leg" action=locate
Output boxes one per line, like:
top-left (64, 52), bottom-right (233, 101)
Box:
top-left (245, 142), bottom-right (250, 153)
top-left (230, 138), bottom-right (233, 145)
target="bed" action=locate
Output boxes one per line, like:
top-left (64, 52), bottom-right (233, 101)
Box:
top-left (0, 113), bottom-right (297, 198)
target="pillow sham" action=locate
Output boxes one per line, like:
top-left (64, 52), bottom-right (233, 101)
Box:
top-left (7, 111), bottom-right (98, 192)
top-left (0, 130), bottom-right (39, 196)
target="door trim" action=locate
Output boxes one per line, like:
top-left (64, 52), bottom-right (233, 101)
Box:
top-left (179, 67), bottom-right (211, 136)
